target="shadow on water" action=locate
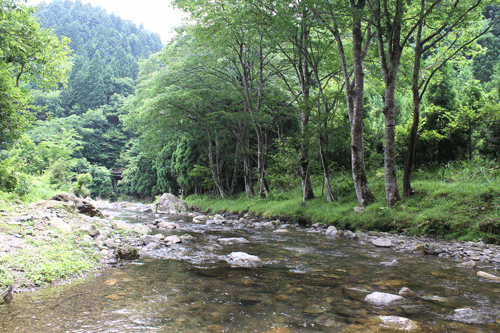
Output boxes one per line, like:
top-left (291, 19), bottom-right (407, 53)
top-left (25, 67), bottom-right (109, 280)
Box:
top-left (1, 209), bottom-right (500, 332)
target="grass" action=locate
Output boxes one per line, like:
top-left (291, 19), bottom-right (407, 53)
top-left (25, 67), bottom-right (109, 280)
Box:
top-left (186, 158), bottom-right (500, 243)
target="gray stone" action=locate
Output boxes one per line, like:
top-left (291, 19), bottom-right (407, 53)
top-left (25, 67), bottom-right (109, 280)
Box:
top-left (193, 215), bottom-right (208, 223)
top-left (132, 224), bottom-right (150, 235)
top-left (217, 237), bottom-right (249, 245)
top-left (372, 238), bottom-right (393, 248)
top-left (78, 223), bottom-right (100, 237)
top-left (398, 287), bottom-right (416, 297)
top-left (48, 217), bottom-right (71, 233)
top-left (456, 261), bottom-right (476, 269)
top-left (165, 235), bottom-right (182, 245)
top-left (273, 228), bottom-right (289, 234)
top-left (343, 230), bottom-right (356, 239)
top-left (226, 252), bottom-right (261, 266)
top-left (111, 220), bottom-right (131, 231)
top-left (452, 307), bottom-right (494, 324)
top-left (378, 316), bottom-right (419, 331)
top-left (157, 193), bottom-right (189, 214)
top-left (325, 226), bottom-right (338, 236)
top-left (364, 292), bottom-right (404, 306)
top-left (115, 245), bottom-right (139, 260)
top-left (477, 270), bottom-right (500, 282)
top-left (380, 259), bottom-right (398, 266)
top-left (157, 221), bottom-right (179, 230)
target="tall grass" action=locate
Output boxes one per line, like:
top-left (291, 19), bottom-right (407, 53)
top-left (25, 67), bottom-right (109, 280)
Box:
top-left (186, 157), bottom-right (500, 243)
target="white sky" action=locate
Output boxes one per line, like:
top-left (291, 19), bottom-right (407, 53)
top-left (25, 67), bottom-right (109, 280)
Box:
top-left (28, 0), bottom-right (187, 44)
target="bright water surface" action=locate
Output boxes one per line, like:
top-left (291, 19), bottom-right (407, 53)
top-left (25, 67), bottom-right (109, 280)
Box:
top-left (1, 209), bottom-right (500, 332)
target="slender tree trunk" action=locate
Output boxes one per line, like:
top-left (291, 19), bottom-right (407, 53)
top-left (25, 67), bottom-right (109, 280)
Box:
top-left (375, 0), bottom-right (402, 206)
top-left (349, 5), bottom-right (374, 207)
top-left (383, 76), bottom-right (401, 205)
top-left (207, 135), bottom-right (227, 199)
top-left (319, 134), bottom-right (336, 202)
top-left (241, 123), bottom-right (254, 198)
top-left (403, 5), bottom-right (423, 198)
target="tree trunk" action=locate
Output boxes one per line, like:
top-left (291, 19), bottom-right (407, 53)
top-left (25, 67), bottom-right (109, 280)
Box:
top-left (383, 77), bottom-right (401, 205)
top-left (349, 5), bottom-right (374, 207)
top-left (319, 134), bottom-right (336, 202)
top-left (241, 123), bottom-right (254, 198)
top-left (207, 135), bottom-right (227, 199)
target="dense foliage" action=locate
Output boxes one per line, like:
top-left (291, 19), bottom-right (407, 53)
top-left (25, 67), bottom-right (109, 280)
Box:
top-left (2, 0), bottom-right (500, 243)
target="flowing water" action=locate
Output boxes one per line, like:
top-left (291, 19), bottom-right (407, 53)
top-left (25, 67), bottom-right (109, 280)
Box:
top-left (1, 209), bottom-right (500, 332)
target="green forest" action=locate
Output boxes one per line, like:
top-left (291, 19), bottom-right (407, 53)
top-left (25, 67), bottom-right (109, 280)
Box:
top-left (2, 0), bottom-right (500, 242)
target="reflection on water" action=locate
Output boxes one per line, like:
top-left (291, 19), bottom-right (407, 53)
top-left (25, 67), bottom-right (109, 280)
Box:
top-left (1, 211), bottom-right (500, 332)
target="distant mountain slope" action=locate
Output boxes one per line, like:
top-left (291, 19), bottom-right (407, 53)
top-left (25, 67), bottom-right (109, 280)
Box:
top-left (33, 0), bottom-right (163, 116)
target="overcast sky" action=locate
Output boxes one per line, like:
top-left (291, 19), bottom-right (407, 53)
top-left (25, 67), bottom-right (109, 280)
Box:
top-left (28, 0), bottom-right (187, 43)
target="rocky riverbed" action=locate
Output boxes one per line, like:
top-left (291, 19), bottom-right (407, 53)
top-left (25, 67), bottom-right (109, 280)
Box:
top-left (2, 192), bottom-right (500, 297)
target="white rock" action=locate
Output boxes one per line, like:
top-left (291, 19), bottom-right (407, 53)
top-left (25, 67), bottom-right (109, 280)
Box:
top-left (273, 228), bottom-right (289, 234)
top-left (165, 235), bottom-right (182, 245)
top-left (365, 292), bottom-right (404, 306)
top-left (378, 316), bottom-right (419, 331)
top-left (477, 271), bottom-right (500, 282)
top-left (228, 252), bottom-right (261, 263)
top-left (157, 221), bottom-right (179, 230)
top-left (193, 215), bottom-right (208, 223)
top-left (132, 224), bottom-right (150, 235)
top-left (217, 237), bottom-right (249, 244)
top-left (48, 217), bottom-right (71, 233)
top-left (372, 238), bottom-right (393, 248)
top-left (156, 193), bottom-right (189, 214)
top-left (325, 226), bottom-right (338, 236)
top-left (111, 220), bottom-right (131, 231)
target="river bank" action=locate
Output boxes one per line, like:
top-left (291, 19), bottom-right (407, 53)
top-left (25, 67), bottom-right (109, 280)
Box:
top-left (2, 193), bottom-right (500, 300)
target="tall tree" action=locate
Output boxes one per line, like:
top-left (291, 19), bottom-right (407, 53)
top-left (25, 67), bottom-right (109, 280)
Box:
top-left (313, 0), bottom-right (375, 207)
top-left (403, 0), bottom-right (495, 197)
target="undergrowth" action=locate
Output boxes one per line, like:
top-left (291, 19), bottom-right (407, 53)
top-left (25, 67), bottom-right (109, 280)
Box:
top-left (186, 158), bottom-right (500, 243)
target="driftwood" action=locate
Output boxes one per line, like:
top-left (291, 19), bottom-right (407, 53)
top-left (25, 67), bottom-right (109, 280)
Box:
top-left (469, 165), bottom-right (500, 179)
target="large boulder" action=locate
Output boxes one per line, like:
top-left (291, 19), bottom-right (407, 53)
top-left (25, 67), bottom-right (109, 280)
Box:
top-left (48, 192), bottom-right (104, 218)
top-left (157, 193), bottom-right (189, 214)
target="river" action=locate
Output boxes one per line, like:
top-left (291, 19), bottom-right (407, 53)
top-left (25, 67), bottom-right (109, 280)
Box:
top-left (1, 207), bottom-right (499, 332)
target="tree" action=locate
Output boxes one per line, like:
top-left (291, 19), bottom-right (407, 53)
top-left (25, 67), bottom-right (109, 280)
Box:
top-left (0, 0), bottom-right (71, 146)
top-left (403, 0), bottom-right (495, 197)
top-left (312, 0), bottom-right (375, 207)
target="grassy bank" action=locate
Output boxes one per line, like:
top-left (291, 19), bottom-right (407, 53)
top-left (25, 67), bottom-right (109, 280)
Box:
top-left (186, 159), bottom-right (500, 243)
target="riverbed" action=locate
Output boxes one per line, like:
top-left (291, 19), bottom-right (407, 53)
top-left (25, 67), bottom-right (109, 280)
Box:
top-left (1, 207), bottom-right (500, 332)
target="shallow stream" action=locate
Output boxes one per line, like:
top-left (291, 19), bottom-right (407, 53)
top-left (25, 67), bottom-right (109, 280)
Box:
top-left (1, 209), bottom-right (500, 332)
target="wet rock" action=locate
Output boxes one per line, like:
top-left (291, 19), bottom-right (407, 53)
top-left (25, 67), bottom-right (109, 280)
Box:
top-left (111, 220), bottom-right (131, 231)
top-left (273, 228), bottom-right (289, 234)
top-left (372, 238), bottom-right (393, 248)
top-left (156, 193), bottom-right (189, 214)
top-left (180, 234), bottom-right (194, 241)
top-left (452, 307), bottom-right (495, 324)
top-left (364, 292), bottom-right (404, 306)
top-left (157, 221), bottom-right (179, 230)
top-left (115, 245), bottom-right (139, 260)
top-left (325, 226), bottom-right (338, 236)
top-left (380, 259), bottom-right (398, 266)
top-left (48, 217), bottom-right (71, 233)
top-left (165, 235), bottom-right (182, 245)
top-left (378, 316), bottom-right (419, 331)
top-left (398, 287), bottom-right (416, 297)
top-left (343, 230), bottom-right (356, 239)
top-left (193, 215), bottom-right (208, 223)
top-left (424, 243), bottom-right (443, 255)
top-left (456, 261), bottom-right (476, 269)
top-left (304, 304), bottom-right (329, 315)
top-left (226, 252), bottom-right (261, 267)
top-left (421, 295), bottom-right (448, 303)
top-left (217, 237), bottom-right (249, 245)
top-left (477, 271), bottom-right (500, 282)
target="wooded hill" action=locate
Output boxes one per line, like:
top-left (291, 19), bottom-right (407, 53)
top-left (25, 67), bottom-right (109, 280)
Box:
top-left (1, 0), bottom-right (500, 217)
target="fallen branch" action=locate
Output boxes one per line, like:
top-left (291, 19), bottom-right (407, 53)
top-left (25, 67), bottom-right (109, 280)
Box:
top-left (469, 165), bottom-right (500, 179)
